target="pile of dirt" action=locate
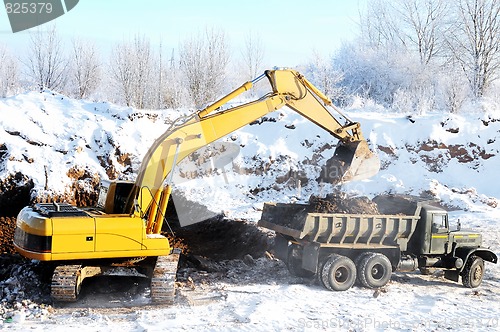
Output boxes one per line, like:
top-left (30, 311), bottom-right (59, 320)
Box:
top-left (0, 172), bottom-right (33, 217)
top-left (308, 191), bottom-right (380, 214)
top-left (166, 217), bottom-right (272, 262)
top-left (0, 217), bottom-right (17, 255)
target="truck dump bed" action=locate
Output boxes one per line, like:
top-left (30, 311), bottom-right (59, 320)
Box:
top-left (258, 202), bottom-right (421, 250)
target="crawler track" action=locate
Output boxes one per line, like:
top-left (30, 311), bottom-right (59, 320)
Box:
top-left (150, 249), bottom-right (180, 304)
top-left (51, 264), bottom-right (82, 302)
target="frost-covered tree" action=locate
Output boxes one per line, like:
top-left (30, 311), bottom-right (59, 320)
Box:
top-left (240, 32), bottom-right (265, 81)
top-left (360, 0), bottom-right (403, 49)
top-left (24, 25), bottom-right (67, 91)
top-left (70, 38), bottom-right (100, 99)
top-left (304, 52), bottom-right (344, 104)
top-left (110, 35), bottom-right (157, 108)
top-left (179, 28), bottom-right (230, 108)
top-left (160, 48), bottom-right (186, 109)
top-left (110, 41), bottom-right (134, 106)
top-left (360, 0), bottom-right (448, 65)
top-left (396, 0), bottom-right (449, 65)
top-left (446, 0), bottom-right (500, 98)
top-left (334, 42), bottom-right (440, 113)
top-left (0, 45), bottom-right (19, 98)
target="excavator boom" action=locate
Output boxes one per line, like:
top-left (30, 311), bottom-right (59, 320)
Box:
top-left (133, 69), bottom-right (380, 227)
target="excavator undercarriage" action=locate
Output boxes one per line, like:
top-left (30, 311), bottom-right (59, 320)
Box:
top-left (49, 251), bottom-right (181, 303)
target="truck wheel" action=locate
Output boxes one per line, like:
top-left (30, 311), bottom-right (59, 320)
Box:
top-left (358, 253), bottom-right (392, 289)
top-left (461, 256), bottom-right (484, 288)
top-left (287, 245), bottom-right (315, 278)
top-left (321, 254), bottom-right (356, 291)
top-left (354, 252), bottom-right (372, 285)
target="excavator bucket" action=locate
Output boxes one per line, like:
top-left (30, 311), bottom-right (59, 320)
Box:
top-left (331, 140), bottom-right (380, 182)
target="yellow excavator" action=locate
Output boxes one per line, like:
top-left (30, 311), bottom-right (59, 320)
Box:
top-left (13, 69), bottom-right (380, 303)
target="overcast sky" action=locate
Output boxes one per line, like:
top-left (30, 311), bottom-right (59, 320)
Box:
top-left (0, 0), bottom-right (367, 67)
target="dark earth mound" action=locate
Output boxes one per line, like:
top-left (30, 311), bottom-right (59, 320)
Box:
top-left (0, 217), bottom-right (16, 254)
top-left (165, 217), bottom-right (272, 261)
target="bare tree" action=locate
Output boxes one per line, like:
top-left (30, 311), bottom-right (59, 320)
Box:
top-left (240, 32), bottom-right (265, 81)
top-left (361, 0), bottom-right (448, 64)
top-left (396, 0), bottom-right (449, 65)
top-left (0, 45), bottom-right (19, 98)
top-left (110, 42), bottom-right (134, 106)
top-left (110, 35), bottom-right (156, 108)
top-left (179, 27), bottom-right (230, 108)
top-left (306, 52), bottom-right (344, 102)
top-left (70, 38), bottom-right (100, 99)
top-left (447, 0), bottom-right (500, 97)
top-left (133, 35), bottom-right (155, 109)
top-left (359, 0), bottom-right (405, 49)
top-left (24, 25), bottom-right (67, 91)
top-left (161, 48), bottom-right (186, 109)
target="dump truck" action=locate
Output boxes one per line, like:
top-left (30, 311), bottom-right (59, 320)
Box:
top-left (258, 195), bottom-right (497, 291)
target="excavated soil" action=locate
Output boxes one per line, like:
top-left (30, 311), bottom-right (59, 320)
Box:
top-left (308, 191), bottom-right (380, 214)
top-left (165, 217), bottom-right (272, 261)
top-left (0, 217), bottom-right (16, 255)
top-left (262, 191), bottom-right (382, 231)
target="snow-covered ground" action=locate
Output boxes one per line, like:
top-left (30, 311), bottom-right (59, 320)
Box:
top-left (1, 91), bottom-right (499, 331)
top-left (2, 210), bottom-right (500, 332)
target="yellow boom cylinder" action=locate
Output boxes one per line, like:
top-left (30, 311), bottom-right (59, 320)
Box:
top-left (147, 188), bottom-right (162, 234)
top-left (198, 81), bottom-right (253, 118)
top-left (153, 185), bottom-right (172, 234)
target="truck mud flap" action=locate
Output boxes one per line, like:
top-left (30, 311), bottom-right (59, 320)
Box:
top-left (302, 243), bottom-right (320, 273)
top-left (444, 270), bottom-right (459, 282)
top-left (274, 234), bottom-right (289, 261)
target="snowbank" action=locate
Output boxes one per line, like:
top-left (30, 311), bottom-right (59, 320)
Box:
top-left (1, 91), bottom-right (499, 218)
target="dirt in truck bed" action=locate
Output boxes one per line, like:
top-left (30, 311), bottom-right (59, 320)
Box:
top-left (308, 191), bottom-right (380, 214)
top-left (270, 191), bottom-right (381, 231)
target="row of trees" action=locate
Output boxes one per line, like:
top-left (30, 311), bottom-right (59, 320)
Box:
top-left (0, 0), bottom-right (498, 113)
top-left (328, 0), bottom-right (500, 113)
top-left (0, 26), bottom-right (264, 110)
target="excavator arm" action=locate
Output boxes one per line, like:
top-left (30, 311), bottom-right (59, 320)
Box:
top-left (132, 69), bottom-right (380, 229)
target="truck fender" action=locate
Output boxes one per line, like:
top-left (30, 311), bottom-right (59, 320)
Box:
top-left (455, 247), bottom-right (497, 273)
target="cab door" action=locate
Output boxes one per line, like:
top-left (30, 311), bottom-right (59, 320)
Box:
top-left (429, 213), bottom-right (450, 254)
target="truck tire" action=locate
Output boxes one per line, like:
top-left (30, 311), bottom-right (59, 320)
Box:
top-left (321, 254), bottom-right (356, 291)
top-left (358, 253), bottom-right (392, 289)
top-left (461, 256), bottom-right (484, 288)
top-left (353, 252), bottom-right (372, 285)
top-left (287, 245), bottom-right (315, 278)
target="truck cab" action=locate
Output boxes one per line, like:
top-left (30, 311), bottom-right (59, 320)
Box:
top-left (406, 204), bottom-right (496, 286)
top-left (410, 205), bottom-right (482, 256)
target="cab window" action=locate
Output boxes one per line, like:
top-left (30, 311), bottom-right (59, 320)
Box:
top-left (432, 214), bottom-right (447, 233)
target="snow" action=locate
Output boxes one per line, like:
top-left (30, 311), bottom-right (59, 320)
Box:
top-left (1, 91), bottom-right (499, 331)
